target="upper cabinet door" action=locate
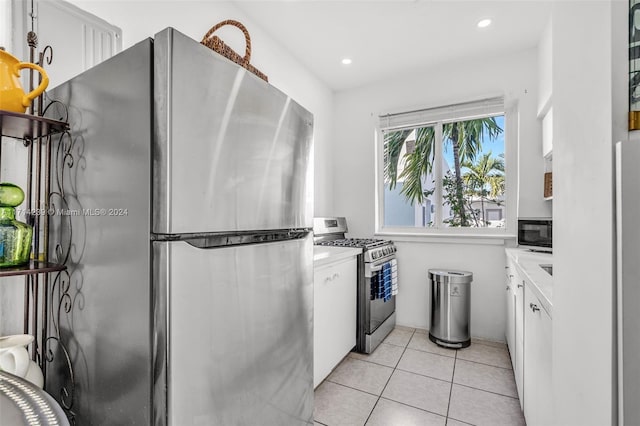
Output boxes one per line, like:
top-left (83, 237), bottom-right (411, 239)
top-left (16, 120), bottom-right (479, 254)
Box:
top-left (542, 107), bottom-right (553, 159)
top-left (11, 0), bottom-right (122, 88)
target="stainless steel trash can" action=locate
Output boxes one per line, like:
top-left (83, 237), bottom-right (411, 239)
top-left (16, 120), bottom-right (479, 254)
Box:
top-left (428, 269), bottom-right (473, 348)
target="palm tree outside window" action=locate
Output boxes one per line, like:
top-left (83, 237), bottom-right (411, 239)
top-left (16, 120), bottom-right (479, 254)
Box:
top-left (380, 98), bottom-right (507, 231)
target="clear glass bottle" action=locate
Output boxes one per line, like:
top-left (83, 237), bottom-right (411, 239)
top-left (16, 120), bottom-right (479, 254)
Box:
top-left (0, 183), bottom-right (32, 267)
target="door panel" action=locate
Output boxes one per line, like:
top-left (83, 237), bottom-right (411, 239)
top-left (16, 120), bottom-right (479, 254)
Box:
top-left (314, 257), bottom-right (357, 387)
top-left (154, 235), bottom-right (313, 425)
top-left (12, 0), bottom-right (122, 89)
top-left (153, 28), bottom-right (313, 235)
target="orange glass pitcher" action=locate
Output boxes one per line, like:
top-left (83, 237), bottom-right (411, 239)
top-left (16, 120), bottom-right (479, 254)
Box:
top-left (0, 49), bottom-right (49, 113)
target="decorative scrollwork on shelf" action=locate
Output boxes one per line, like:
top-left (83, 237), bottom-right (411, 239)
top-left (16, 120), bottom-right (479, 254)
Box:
top-left (39, 45), bottom-right (53, 68)
top-left (44, 100), bottom-right (79, 424)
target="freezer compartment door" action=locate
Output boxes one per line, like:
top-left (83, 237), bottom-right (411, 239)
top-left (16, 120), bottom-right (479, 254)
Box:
top-left (152, 234), bottom-right (313, 425)
top-left (153, 28), bottom-right (314, 235)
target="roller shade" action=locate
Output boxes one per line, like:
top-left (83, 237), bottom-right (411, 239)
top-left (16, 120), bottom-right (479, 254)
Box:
top-left (379, 97), bottom-right (504, 131)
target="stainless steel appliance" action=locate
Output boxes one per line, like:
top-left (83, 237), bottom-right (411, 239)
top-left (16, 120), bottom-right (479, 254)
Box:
top-left (313, 217), bottom-right (397, 354)
top-left (517, 218), bottom-right (552, 252)
top-left (616, 140), bottom-right (640, 425)
top-left (46, 28), bottom-right (314, 425)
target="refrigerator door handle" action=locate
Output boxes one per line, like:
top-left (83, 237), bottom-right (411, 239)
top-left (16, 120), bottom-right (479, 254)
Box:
top-left (152, 229), bottom-right (312, 249)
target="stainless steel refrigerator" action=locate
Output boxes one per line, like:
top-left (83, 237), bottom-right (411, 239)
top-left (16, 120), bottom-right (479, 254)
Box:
top-left (46, 27), bottom-right (314, 425)
top-left (616, 140), bottom-right (640, 426)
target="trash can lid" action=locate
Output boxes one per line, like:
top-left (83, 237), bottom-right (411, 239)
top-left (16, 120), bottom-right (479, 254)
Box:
top-left (428, 269), bottom-right (473, 284)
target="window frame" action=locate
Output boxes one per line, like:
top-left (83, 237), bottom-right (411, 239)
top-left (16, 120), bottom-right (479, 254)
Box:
top-left (374, 98), bottom-right (517, 239)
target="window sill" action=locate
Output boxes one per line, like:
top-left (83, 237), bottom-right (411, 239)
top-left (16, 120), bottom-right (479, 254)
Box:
top-left (375, 230), bottom-right (517, 245)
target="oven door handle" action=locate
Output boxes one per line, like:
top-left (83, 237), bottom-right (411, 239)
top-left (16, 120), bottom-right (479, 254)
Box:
top-left (365, 261), bottom-right (387, 278)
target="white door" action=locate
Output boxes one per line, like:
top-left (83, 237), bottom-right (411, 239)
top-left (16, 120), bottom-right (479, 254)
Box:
top-left (11, 0), bottom-right (121, 89)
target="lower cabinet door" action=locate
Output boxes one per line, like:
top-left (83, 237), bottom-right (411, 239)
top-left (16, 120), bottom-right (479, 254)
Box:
top-left (514, 277), bottom-right (525, 408)
top-left (523, 284), bottom-right (553, 426)
top-left (314, 257), bottom-right (357, 387)
top-left (505, 267), bottom-right (515, 361)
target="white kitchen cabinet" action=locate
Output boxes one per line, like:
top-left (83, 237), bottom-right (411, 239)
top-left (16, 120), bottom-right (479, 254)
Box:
top-left (513, 272), bottom-right (525, 408)
top-left (313, 256), bottom-right (357, 388)
top-left (513, 265), bottom-right (525, 408)
top-left (523, 283), bottom-right (553, 426)
top-left (505, 257), bottom-right (525, 408)
top-left (542, 107), bottom-right (553, 158)
top-left (505, 264), bottom-right (515, 355)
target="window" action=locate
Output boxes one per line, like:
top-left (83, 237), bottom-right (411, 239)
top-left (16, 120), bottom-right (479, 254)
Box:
top-left (377, 97), bottom-right (511, 235)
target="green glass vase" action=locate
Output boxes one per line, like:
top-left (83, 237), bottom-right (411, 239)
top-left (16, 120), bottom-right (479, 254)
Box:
top-left (0, 183), bottom-right (32, 268)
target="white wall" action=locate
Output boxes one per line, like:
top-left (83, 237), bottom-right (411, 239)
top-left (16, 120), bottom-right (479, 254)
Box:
top-left (66, 0), bottom-right (335, 216)
top-left (538, 18), bottom-right (552, 115)
top-left (551, 2), bottom-right (615, 425)
top-left (333, 48), bottom-right (548, 341)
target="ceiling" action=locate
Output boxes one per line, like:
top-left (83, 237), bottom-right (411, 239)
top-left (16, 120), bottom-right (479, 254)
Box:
top-left (232, 1), bottom-right (553, 92)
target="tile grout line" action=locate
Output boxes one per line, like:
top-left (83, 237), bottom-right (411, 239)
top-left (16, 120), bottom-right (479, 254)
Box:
top-left (377, 395), bottom-right (447, 421)
top-left (393, 366), bottom-right (455, 385)
top-left (445, 346), bottom-right (458, 423)
top-left (455, 359), bottom-right (513, 371)
top-left (386, 345), bottom-right (512, 371)
top-left (317, 329), bottom-right (518, 425)
top-left (455, 354), bottom-right (513, 371)
top-left (324, 379), bottom-right (386, 398)
top-left (449, 382), bottom-right (520, 401)
top-left (386, 363), bottom-right (520, 401)
top-left (362, 328), bottom-right (416, 426)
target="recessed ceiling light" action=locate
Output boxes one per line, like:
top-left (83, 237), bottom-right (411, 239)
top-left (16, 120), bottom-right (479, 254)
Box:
top-left (341, 58), bottom-right (352, 65)
top-left (477, 19), bottom-right (492, 28)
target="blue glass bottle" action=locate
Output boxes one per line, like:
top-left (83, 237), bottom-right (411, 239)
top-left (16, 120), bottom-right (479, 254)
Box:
top-left (0, 183), bottom-right (32, 267)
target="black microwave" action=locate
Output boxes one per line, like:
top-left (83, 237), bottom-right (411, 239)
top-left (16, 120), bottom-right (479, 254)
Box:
top-left (517, 218), bottom-right (552, 252)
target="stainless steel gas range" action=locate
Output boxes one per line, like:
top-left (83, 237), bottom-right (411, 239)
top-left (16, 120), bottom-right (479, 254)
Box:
top-left (313, 217), bottom-right (397, 354)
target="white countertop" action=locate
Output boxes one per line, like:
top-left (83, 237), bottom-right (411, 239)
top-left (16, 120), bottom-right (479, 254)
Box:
top-left (505, 248), bottom-right (553, 317)
top-left (313, 246), bottom-right (362, 268)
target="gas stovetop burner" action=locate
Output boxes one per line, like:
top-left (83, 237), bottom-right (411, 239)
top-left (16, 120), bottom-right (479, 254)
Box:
top-left (316, 238), bottom-right (388, 249)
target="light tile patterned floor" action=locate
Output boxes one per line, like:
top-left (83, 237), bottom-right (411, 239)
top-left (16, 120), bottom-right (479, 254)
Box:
top-left (314, 327), bottom-right (525, 426)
